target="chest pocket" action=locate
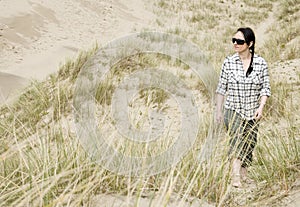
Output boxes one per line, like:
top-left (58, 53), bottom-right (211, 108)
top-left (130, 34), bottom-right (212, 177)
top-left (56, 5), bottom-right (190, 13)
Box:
top-left (247, 72), bottom-right (261, 89)
top-left (227, 72), bottom-right (241, 91)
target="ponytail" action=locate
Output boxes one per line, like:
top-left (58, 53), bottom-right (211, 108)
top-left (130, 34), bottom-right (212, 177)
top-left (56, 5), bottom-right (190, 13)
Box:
top-left (237, 27), bottom-right (255, 77)
top-left (246, 45), bottom-right (254, 77)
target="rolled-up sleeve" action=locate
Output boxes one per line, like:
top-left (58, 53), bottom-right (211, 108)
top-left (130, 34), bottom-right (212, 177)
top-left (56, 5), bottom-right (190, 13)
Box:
top-left (260, 61), bottom-right (271, 97)
top-left (216, 60), bottom-right (228, 96)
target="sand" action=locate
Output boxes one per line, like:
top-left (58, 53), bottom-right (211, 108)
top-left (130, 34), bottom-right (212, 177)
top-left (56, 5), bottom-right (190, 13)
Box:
top-left (0, 71), bottom-right (28, 103)
top-left (0, 0), bottom-right (155, 103)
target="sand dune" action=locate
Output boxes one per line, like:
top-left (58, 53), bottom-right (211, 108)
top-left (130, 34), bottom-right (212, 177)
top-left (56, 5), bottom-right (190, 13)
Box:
top-left (0, 0), bottom-right (155, 103)
top-left (0, 71), bottom-right (28, 103)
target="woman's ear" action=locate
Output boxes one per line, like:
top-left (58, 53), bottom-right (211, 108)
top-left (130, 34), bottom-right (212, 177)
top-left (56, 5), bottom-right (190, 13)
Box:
top-left (249, 41), bottom-right (253, 48)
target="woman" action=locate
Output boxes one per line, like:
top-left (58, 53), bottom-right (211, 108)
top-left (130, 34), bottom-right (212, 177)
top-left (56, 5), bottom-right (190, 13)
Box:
top-left (215, 27), bottom-right (271, 187)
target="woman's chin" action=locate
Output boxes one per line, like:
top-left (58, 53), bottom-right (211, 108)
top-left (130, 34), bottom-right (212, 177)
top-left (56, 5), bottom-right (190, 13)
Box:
top-left (234, 48), bottom-right (240, 52)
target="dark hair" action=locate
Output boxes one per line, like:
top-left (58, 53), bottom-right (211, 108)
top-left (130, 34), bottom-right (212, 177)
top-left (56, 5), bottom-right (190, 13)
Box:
top-left (236, 27), bottom-right (255, 77)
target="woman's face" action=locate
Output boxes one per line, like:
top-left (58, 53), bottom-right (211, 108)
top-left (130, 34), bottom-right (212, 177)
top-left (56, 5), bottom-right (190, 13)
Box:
top-left (232, 31), bottom-right (249, 53)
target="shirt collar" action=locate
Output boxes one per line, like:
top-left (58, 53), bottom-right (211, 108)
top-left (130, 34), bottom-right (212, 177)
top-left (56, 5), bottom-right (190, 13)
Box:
top-left (232, 53), bottom-right (258, 61)
top-left (233, 53), bottom-right (240, 61)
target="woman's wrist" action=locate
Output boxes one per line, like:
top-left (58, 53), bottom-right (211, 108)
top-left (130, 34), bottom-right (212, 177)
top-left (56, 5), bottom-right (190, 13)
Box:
top-left (259, 96), bottom-right (268, 109)
top-left (259, 103), bottom-right (265, 109)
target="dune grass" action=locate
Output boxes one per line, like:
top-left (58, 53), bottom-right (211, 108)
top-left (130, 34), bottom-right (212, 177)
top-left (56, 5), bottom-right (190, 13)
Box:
top-left (1, 48), bottom-right (299, 207)
top-left (1, 0), bottom-right (299, 206)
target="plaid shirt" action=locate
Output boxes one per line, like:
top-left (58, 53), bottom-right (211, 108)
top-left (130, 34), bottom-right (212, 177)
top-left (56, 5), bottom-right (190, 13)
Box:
top-left (216, 53), bottom-right (271, 120)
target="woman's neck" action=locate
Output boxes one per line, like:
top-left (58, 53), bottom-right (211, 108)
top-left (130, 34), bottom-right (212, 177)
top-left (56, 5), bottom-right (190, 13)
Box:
top-left (238, 50), bottom-right (252, 61)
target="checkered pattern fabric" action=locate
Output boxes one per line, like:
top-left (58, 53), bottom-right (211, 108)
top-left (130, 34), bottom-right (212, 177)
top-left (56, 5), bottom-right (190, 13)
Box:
top-left (216, 53), bottom-right (271, 120)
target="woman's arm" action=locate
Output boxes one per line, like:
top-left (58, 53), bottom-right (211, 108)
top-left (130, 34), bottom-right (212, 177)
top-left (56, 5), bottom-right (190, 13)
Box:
top-left (215, 59), bottom-right (228, 123)
top-left (215, 93), bottom-right (225, 123)
top-left (254, 58), bottom-right (271, 120)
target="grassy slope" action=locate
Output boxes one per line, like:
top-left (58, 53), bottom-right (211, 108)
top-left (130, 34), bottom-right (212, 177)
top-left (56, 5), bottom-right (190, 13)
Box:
top-left (0, 0), bottom-right (299, 206)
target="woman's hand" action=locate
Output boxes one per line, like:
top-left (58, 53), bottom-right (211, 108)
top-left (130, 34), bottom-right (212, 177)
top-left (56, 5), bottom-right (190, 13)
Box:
top-left (254, 106), bottom-right (263, 120)
top-left (254, 96), bottom-right (268, 120)
top-left (215, 109), bottom-right (223, 123)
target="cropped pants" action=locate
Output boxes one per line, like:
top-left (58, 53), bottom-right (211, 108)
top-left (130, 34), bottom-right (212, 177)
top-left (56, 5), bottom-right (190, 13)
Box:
top-left (224, 109), bottom-right (259, 168)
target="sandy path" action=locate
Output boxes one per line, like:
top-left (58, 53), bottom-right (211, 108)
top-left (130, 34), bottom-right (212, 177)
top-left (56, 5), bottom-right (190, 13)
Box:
top-left (254, 2), bottom-right (279, 49)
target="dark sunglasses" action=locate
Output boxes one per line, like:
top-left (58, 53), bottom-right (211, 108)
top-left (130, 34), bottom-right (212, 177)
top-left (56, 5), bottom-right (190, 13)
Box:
top-left (232, 38), bottom-right (246, 45)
